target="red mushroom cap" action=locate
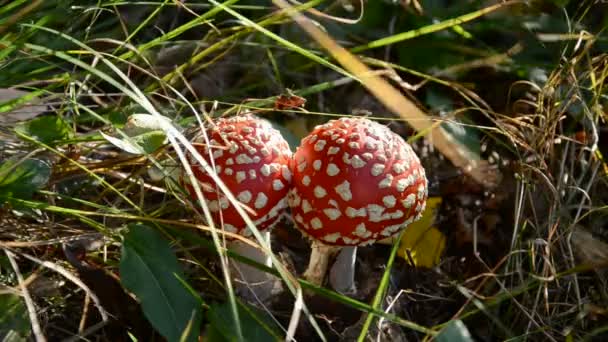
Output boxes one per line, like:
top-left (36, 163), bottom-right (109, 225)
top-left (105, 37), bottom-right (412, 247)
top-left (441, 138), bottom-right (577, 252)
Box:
top-left (182, 114), bottom-right (292, 238)
top-left (288, 117), bottom-right (427, 246)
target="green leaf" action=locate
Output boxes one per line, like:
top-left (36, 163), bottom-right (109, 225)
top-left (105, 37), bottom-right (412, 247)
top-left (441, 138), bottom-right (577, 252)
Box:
top-left (0, 157), bottom-right (51, 203)
top-left (436, 320), bottom-right (474, 342)
top-left (0, 293), bottom-right (30, 340)
top-left (14, 115), bottom-right (72, 144)
top-left (206, 301), bottom-right (281, 342)
top-left (100, 130), bottom-right (166, 155)
top-left (120, 224), bottom-right (202, 342)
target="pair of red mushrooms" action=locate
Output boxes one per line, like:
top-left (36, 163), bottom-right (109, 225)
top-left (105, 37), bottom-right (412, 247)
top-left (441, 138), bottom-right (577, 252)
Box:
top-left (182, 114), bottom-right (428, 296)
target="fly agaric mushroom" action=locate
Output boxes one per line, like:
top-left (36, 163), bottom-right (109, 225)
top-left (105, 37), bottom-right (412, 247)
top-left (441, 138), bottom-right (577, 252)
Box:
top-left (288, 117), bottom-right (427, 293)
top-left (182, 114), bottom-right (292, 300)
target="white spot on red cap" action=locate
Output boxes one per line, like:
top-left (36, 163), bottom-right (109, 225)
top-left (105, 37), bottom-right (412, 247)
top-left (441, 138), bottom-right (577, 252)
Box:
top-left (371, 164), bottom-right (385, 176)
top-left (297, 161), bottom-right (307, 172)
top-left (302, 176), bottom-right (311, 186)
top-left (342, 237), bottom-right (360, 244)
top-left (254, 193), bottom-right (268, 209)
top-left (313, 160), bottom-right (322, 171)
top-left (353, 223), bottom-right (371, 238)
top-left (383, 195), bottom-right (397, 208)
top-left (328, 146), bottom-right (340, 155)
top-left (273, 179), bottom-right (284, 191)
top-left (345, 207), bottom-right (366, 218)
top-left (378, 174), bottom-right (393, 188)
top-left (314, 186), bottom-right (327, 198)
top-left (228, 143), bottom-right (238, 154)
top-left (395, 178), bottom-right (408, 191)
top-left (335, 180), bottom-right (352, 201)
top-left (392, 163), bottom-right (406, 174)
top-left (301, 199), bottom-right (312, 213)
top-left (311, 217), bottom-right (323, 230)
top-left (249, 170), bottom-right (257, 179)
top-left (351, 155), bottom-right (366, 168)
top-left (402, 193), bottom-right (416, 209)
top-left (314, 140), bottom-right (327, 151)
top-left (323, 208), bottom-right (342, 220)
top-left (225, 158), bottom-right (234, 165)
top-left (281, 165), bottom-right (292, 181)
top-left (417, 184), bottom-right (426, 200)
top-left (391, 210), bottom-right (404, 219)
top-left (367, 204), bottom-right (385, 222)
top-left (323, 232), bottom-right (341, 243)
top-left (237, 191), bottom-right (252, 203)
top-left (224, 168), bottom-right (234, 176)
top-left (260, 164), bottom-right (271, 177)
top-left (326, 163), bottom-right (340, 176)
top-left (236, 154), bottom-right (253, 164)
top-left (236, 171), bottom-right (246, 183)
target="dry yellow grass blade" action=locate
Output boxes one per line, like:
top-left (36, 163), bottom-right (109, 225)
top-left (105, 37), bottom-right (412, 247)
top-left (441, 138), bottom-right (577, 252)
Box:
top-left (273, 0), bottom-right (504, 188)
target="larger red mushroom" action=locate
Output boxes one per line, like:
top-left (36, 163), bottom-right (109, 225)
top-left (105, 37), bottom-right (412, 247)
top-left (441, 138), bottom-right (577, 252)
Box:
top-left (288, 117), bottom-right (427, 292)
top-left (182, 114), bottom-right (292, 300)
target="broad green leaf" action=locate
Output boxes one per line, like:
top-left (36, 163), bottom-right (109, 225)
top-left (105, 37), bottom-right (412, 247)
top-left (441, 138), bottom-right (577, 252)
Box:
top-left (206, 301), bottom-right (281, 342)
top-left (14, 115), bottom-right (72, 144)
top-left (0, 293), bottom-right (30, 340)
top-left (436, 320), bottom-right (474, 342)
top-left (120, 224), bottom-right (202, 342)
top-left (0, 157), bottom-right (51, 203)
top-left (122, 114), bottom-right (172, 136)
top-left (101, 113), bottom-right (170, 154)
top-left (100, 130), bottom-right (166, 155)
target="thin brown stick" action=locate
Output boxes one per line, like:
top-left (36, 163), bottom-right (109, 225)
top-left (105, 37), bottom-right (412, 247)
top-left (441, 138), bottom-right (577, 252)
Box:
top-left (273, 0), bottom-right (506, 188)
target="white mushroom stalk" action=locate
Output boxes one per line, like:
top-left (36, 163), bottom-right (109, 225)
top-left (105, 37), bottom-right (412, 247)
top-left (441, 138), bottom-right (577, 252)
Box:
top-left (180, 114), bottom-right (292, 301)
top-left (288, 117), bottom-right (428, 292)
top-left (229, 231), bottom-right (275, 301)
top-left (329, 246), bottom-right (357, 294)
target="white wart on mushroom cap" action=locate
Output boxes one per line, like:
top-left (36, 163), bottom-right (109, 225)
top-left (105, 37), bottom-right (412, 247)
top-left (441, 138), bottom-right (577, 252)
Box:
top-left (289, 117), bottom-right (427, 246)
top-left (182, 114), bottom-right (292, 238)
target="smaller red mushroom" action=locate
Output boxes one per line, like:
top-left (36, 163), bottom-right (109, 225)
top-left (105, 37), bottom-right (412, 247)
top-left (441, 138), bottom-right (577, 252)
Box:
top-left (288, 117), bottom-right (427, 292)
top-left (181, 114), bottom-right (292, 300)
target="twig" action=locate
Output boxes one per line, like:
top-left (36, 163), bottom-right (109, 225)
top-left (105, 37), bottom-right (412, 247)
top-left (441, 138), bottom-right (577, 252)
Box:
top-left (62, 320), bottom-right (111, 342)
top-left (14, 250), bottom-right (110, 322)
top-left (4, 249), bottom-right (47, 342)
top-left (272, 0), bottom-right (504, 188)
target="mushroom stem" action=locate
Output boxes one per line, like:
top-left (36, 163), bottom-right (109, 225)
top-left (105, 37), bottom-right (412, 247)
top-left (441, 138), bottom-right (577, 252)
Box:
top-left (329, 246), bottom-right (357, 294)
top-left (303, 241), bottom-right (339, 286)
top-left (230, 231), bottom-right (276, 302)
